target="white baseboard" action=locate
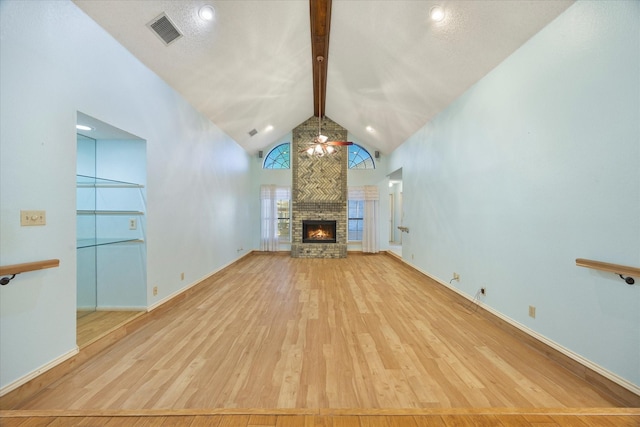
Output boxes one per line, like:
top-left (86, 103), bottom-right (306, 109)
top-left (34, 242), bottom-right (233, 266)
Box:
top-left (79, 306), bottom-right (148, 312)
top-left (0, 347), bottom-right (79, 397)
top-left (96, 306), bottom-right (147, 311)
top-left (147, 251), bottom-right (254, 313)
top-left (394, 255), bottom-right (640, 397)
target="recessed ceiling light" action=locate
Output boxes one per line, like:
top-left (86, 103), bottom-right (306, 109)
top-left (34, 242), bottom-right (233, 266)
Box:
top-left (429, 6), bottom-right (445, 22)
top-left (366, 126), bottom-right (375, 133)
top-left (76, 124), bottom-right (93, 131)
top-left (198, 5), bottom-right (215, 21)
top-left (265, 125), bottom-right (274, 132)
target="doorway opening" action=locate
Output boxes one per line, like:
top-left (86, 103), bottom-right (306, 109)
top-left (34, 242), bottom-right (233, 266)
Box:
top-left (388, 168), bottom-right (403, 257)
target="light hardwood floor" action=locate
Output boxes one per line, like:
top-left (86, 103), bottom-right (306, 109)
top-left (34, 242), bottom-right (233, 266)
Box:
top-left (5, 253), bottom-right (637, 410)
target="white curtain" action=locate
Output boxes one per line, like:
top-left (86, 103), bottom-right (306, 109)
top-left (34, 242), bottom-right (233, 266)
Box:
top-left (349, 185), bottom-right (380, 253)
top-left (260, 185), bottom-right (290, 251)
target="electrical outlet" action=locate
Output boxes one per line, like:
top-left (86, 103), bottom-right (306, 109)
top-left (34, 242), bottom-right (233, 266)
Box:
top-left (153, 286), bottom-right (158, 296)
top-left (129, 218), bottom-right (137, 230)
top-left (453, 273), bottom-right (460, 281)
top-left (480, 287), bottom-right (486, 295)
top-left (529, 305), bottom-right (536, 318)
top-left (180, 272), bottom-right (184, 281)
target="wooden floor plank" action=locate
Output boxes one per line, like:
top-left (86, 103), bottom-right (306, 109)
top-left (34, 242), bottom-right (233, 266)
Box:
top-left (218, 415), bottom-right (252, 427)
top-left (331, 415), bottom-right (360, 427)
top-left (131, 418), bottom-right (170, 427)
top-left (411, 416), bottom-right (446, 427)
top-left (247, 414), bottom-right (277, 427)
top-left (1, 413), bottom-right (639, 426)
top-left (4, 417), bottom-right (58, 427)
top-left (188, 415), bottom-right (223, 427)
top-left (590, 415), bottom-right (640, 427)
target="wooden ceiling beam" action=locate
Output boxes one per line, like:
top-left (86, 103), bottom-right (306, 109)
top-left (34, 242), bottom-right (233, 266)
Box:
top-left (310, 0), bottom-right (331, 118)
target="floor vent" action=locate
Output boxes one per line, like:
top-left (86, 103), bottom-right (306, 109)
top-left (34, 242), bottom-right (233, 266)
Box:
top-left (147, 13), bottom-right (182, 46)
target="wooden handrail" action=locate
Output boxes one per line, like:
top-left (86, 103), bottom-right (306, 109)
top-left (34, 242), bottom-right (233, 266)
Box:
top-left (576, 258), bottom-right (639, 285)
top-left (0, 259), bottom-right (60, 283)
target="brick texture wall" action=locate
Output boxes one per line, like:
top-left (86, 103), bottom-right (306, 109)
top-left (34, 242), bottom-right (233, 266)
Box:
top-left (291, 116), bottom-right (348, 258)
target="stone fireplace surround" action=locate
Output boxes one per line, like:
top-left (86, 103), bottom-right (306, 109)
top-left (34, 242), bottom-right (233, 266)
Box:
top-left (291, 116), bottom-right (347, 258)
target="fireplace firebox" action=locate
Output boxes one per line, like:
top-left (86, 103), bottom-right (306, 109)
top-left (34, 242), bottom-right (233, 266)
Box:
top-left (302, 220), bottom-right (337, 243)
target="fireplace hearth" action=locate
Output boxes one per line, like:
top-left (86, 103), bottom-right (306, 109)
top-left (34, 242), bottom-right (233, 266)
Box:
top-left (303, 220), bottom-right (337, 243)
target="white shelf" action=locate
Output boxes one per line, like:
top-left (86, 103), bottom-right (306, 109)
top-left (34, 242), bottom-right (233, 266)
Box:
top-left (77, 210), bottom-right (144, 216)
top-left (77, 238), bottom-right (144, 249)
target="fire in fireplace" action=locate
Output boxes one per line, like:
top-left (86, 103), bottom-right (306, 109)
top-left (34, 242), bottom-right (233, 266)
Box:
top-left (302, 220), bottom-right (337, 243)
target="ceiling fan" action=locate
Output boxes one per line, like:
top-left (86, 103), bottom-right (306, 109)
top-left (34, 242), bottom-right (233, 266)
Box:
top-left (302, 55), bottom-right (352, 157)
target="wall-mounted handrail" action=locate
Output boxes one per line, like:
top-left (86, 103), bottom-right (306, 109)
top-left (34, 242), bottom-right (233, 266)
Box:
top-left (576, 258), bottom-right (639, 285)
top-left (0, 259), bottom-right (60, 285)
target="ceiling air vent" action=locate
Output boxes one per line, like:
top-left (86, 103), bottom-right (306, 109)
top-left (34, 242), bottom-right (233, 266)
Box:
top-left (248, 129), bottom-right (258, 137)
top-left (147, 13), bottom-right (183, 46)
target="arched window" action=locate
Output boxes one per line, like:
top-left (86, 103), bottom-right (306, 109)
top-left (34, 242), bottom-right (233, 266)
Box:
top-left (348, 144), bottom-right (375, 169)
top-left (263, 143), bottom-right (290, 169)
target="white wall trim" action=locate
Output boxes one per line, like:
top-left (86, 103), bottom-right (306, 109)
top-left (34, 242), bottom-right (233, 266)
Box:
top-left (0, 347), bottom-right (79, 397)
top-left (147, 251), bottom-right (254, 313)
top-left (393, 254), bottom-right (640, 397)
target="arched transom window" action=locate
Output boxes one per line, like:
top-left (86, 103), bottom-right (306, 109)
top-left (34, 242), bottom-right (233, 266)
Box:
top-left (263, 143), bottom-right (290, 169)
top-left (348, 144), bottom-right (375, 169)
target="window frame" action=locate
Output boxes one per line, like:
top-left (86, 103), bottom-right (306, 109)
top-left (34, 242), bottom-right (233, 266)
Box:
top-left (348, 199), bottom-right (364, 242)
top-left (263, 143), bottom-right (290, 169)
top-left (276, 198), bottom-right (291, 241)
top-left (348, 144), bottom-right (375, 169)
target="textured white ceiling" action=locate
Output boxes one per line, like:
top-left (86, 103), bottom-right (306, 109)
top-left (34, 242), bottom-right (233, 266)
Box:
top-left (73, 0), bottom-right (573, 155)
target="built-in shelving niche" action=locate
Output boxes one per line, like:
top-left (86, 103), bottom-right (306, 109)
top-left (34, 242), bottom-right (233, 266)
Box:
top-left (76, 112), bottom-right (146, 347)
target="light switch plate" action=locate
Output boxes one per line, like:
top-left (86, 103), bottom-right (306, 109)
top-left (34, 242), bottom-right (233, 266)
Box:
top-left (21, 210), bottom-right (46, 226)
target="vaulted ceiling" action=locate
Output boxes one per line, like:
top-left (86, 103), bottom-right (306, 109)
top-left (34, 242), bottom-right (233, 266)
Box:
top-left (73, 0), bottom-right (573, 155)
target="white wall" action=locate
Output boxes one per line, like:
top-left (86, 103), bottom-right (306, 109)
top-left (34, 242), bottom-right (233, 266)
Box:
top-left (0, 0), bottom-right (252, 392)
top-left (388, 0), bottom-right (639, 388)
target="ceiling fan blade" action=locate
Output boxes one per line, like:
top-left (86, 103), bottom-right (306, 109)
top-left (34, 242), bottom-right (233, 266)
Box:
top-left (326, 141), bottom-right (353, 146)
